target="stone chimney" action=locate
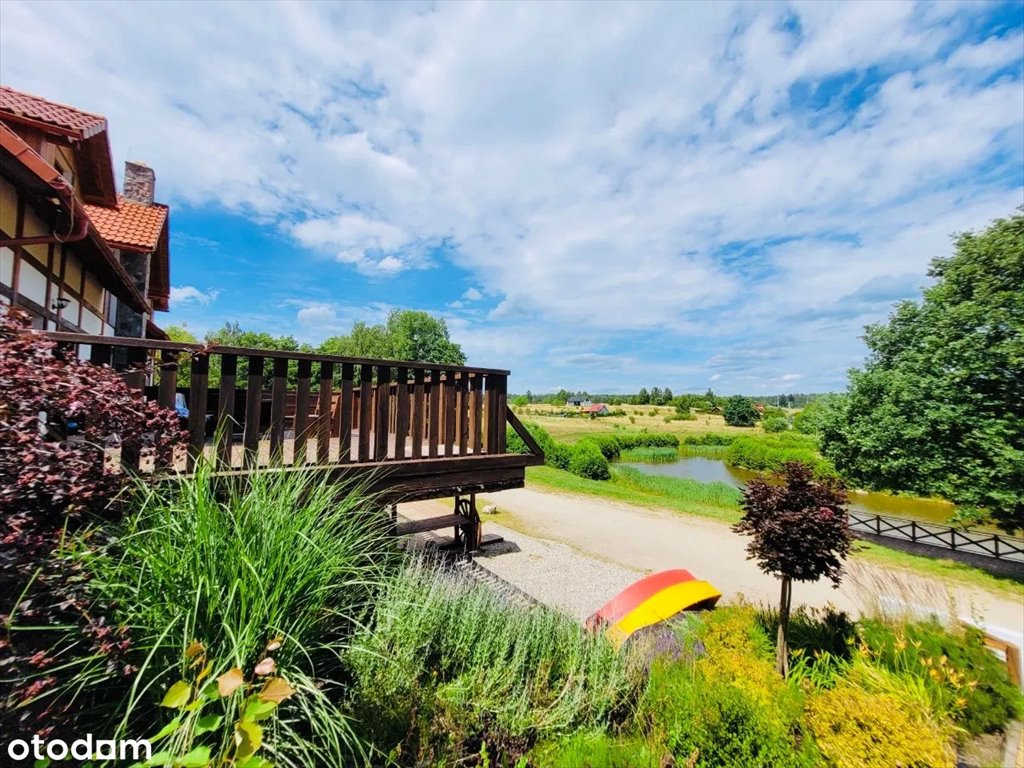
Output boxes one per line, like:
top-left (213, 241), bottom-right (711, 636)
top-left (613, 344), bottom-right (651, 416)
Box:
top-left (123, 161), bottom-right (155, 205)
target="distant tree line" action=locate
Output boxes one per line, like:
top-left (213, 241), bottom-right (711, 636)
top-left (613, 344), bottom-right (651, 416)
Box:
top-left (511, 388), bottom-right (829, 410)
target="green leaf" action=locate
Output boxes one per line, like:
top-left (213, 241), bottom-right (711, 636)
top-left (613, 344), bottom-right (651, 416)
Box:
top-left (141, 752), bottom-right (174, 767)
top-left (34, 760), bottom-right (51, 768)
top-left (160, 680), bottom-right (191, 708)
top-left (148, 715), bottom-right (182, 742)
top-left (235, 720), bottom-right (263, 760)
top-left (199, 680), bottom-right (220, 701)
top-left (243, 697), bottom-right (277, 722)
top-left (174, 745), bottom-right (211, 768)
top-left (194, 713), bottom-right (223, 735)
top-left (235, 756), bottom-right (273, 768)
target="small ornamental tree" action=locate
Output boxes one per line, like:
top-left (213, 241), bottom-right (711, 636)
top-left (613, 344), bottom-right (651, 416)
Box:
top-left (732, 462), bottom-right (853, 676)
top-left (0, 307), bottom-right (185, 736)
top-left (723, 395), bottom-right (760, 426)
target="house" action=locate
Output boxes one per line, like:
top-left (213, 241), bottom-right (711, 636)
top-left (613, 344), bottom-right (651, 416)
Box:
top-left (567, 395), bottom-right (592, 407)
top-left (0, 85), bottom-right (170, 338)
top-left (582, 403), bottom-right (609, 417)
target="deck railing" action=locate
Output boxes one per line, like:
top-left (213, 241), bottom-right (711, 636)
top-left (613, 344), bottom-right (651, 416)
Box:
top-left (41, 332), bottom-right (530, 475)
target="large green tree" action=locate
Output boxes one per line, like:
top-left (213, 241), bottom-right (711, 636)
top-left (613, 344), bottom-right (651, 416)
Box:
top-left (723, 395), bottom-right (759, 427)
top-left (318, 310), bottom-right (465, 366)
top-left (820, 212), bottom-right (1023, 533)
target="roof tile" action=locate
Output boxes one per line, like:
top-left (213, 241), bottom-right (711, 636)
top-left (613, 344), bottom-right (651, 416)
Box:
top-left (0, 85), bottom-right (107, 139)
top-left (84, 197), bottom-right (168, 252)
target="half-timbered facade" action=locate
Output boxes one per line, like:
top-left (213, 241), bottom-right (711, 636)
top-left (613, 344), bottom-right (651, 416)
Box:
top-left (0, 86), bottom-right (170, 338)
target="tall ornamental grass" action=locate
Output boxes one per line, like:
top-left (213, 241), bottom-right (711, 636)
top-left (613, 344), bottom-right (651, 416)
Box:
top-left (76, 462), bottom-right (398, 765)
top-left (612, 466), bottom-right (742, 509)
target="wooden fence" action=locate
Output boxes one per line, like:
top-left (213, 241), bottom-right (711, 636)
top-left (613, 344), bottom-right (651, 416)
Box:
top-left (848, 511), bottom-right (1024, 562)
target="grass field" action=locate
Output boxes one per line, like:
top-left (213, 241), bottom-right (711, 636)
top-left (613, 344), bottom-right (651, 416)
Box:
top-left (524, 465), bottom-right (1023, 599)
top-left (511, 403), bottom-right (760, 444)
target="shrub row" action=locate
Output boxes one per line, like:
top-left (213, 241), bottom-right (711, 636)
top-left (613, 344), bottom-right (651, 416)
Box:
top-left (506, 423), bottom-right (611, 480)
top-left (683, 433), bottom-right (737, 446)
top-left (725, 432), bottom-right (837, 477)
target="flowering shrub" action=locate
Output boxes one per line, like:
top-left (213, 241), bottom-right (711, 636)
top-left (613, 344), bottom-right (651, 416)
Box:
top-left (805, 683), bottom-right (955, 768)
top-left (857, 618), bottom-right (1023, 735)
top-left (0, 307), bottom-right (184, 737)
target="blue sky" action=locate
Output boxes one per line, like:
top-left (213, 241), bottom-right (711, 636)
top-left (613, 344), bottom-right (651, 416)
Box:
top-left (2, 1), bottom-right (1021, 394)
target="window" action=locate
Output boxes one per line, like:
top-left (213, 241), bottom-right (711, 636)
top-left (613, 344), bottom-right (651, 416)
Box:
top-left (0, 247), bottom-right (12, 288)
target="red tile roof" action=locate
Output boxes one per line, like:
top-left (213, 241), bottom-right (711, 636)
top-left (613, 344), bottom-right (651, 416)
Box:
top-left (83, 197), bottom-right (168, 252)
top-left (583, 403), bottom-right (608, 413)
top-left (0, 85), bottom-right (108, 139)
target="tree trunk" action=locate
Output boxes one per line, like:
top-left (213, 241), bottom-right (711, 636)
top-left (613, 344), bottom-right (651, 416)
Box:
top-left (776, 576), bottom-right (792, 677)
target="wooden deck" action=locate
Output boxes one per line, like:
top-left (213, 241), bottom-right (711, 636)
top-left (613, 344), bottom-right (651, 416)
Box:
top-left (42, 332), bottom-right (544, 507)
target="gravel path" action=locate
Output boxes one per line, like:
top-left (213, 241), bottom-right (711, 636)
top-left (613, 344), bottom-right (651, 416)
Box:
top-left (399, 488), bottom-right (1024, 638)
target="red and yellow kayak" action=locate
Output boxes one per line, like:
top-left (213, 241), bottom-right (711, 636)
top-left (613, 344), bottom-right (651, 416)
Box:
top-left (586, 569), bottom-right (721, 645)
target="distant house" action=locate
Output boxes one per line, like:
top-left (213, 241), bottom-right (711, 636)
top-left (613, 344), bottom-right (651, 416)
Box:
top-left (567, 395), bottom-right (592, 407)
top-left (583, 403), bottom-right (609, 417)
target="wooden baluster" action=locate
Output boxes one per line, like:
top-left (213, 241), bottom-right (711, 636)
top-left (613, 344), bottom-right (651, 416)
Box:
top-left (375, 365), bottom-right (391, 459)
top-left (427, 370), bottom-right (440, 458)
top-left (395, 366), bottom-right (410, 461)
top-left (339, 363), bottom-right (354, 463)
top-left (470, 374), bottom-right (483, 454)
top-left (443, 371), bottom-right (456, 457)
top-left (216, 354), bottom-right (237, 469)
top-left (157, 350), bottom-right (177, 411)
top-left (317, 361), bottom-right (333, 464)
top-left (457, 373), bottom-right (469, 456)
top-left (358, 363), bottom-right (372, 462)
top-left (186, 353), bottom-right (209, 471)
top-left (495, 375), bottom-right (507, 453)
top-left (123, 345), bottom-right (147, 392)
top-left (293, 359), bottom-right (311, 466)
top-left (243, 355), bottom-right (263, 468)
top-left (411, 369), bottom-right (425, 459)
top-left (269, 357), bottom-right (287, 464)
top-left (485, 377), bottom-right (499, 454)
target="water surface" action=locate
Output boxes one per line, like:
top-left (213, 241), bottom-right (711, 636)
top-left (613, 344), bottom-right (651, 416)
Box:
top-left (620, 456), bottom-right (976, 530)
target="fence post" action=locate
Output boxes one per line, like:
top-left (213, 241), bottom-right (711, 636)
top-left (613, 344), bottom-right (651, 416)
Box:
top-left (950, 529), bottom-right (957, 551)
top-left (876, 516), bottom-right (881, 535)
top-left (993, 536), bottom-right (999, 559)
top-left (910, 521), bottom-right (917, 543)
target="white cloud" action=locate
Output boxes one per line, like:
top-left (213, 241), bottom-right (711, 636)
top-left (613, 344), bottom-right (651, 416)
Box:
top-left (4, 2), bottom-right (1019, 390)
top-left (170, 286), bottom-right (219, 305)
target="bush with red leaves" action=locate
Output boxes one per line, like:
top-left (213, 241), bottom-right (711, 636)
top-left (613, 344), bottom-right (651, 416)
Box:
top-left (732, 461), bottom-right (853, 676)
top-left (0, 307), bottom-right (185, 737)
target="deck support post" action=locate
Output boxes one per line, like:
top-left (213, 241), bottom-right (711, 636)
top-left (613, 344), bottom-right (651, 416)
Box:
top-left (454, 494), bottom-right (481, 553)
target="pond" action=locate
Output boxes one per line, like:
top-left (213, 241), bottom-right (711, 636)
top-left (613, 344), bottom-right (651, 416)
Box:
top-left (619, 456), bottom-right (983, 530)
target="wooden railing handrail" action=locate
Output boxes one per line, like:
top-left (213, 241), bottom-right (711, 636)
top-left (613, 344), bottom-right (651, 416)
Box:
top-left (37, 331), bottom-right (511, 376)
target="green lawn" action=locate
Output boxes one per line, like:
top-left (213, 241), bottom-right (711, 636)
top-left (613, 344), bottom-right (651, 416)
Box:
top-left (525, 465), bottom-right (1024, 599)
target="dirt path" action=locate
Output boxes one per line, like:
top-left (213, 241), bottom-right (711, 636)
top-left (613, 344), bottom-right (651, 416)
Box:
top-left (402, 486), bottom-right (1023, 640)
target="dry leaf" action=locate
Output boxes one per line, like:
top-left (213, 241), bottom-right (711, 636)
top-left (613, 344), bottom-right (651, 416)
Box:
top-left (253, 657), bottom-right (276, 676)
top-left (217, 667), bottom-right (245, 697)
top-left (258, 677), bottom-right (295, 704)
